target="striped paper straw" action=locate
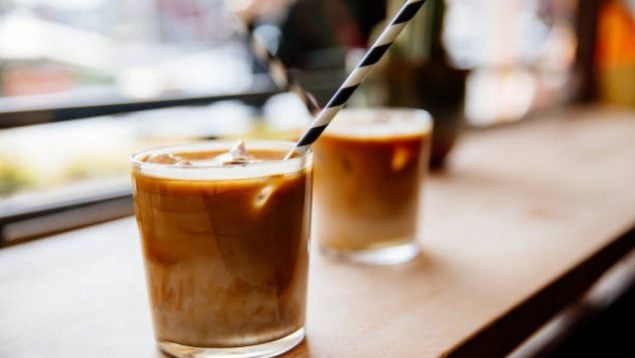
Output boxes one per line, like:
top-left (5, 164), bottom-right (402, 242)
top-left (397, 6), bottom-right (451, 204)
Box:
top-left (238, 17), bottom-right (321, 115)
top-left (286, 0), bottom-right (428, 158)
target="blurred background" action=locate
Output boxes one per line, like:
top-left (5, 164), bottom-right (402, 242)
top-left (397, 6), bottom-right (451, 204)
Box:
top-left (0, 1), bottom-right (634, 354)
top-left (0, 0), bottom-right (634, 242)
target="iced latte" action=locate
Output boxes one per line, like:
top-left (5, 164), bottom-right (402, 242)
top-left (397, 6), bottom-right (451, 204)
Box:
top-left (131, 140), bottom-right (312, 357)
top-left (313, 108), bottom-right (431, 264)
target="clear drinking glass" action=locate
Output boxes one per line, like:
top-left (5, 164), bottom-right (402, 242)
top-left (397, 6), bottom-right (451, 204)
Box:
top-left (313, 108), bottom-right (432, 265)
top-left (130, 140), bottom-right (312, 357)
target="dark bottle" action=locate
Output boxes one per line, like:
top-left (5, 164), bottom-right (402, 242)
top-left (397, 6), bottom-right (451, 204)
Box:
top-left (370, 0), bottom-right (468, 169)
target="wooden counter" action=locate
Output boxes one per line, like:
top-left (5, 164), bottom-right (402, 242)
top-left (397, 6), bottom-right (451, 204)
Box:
top-left (1, 107), bottom-right (634, 357)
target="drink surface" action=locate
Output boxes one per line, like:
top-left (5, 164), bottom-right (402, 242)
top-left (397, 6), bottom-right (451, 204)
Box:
top-left (314, 109), bottom-right (431, 253)
top-left (132, 146), bottom-right (311, 347)
top-left (322, 108), bottom-right (432, 139)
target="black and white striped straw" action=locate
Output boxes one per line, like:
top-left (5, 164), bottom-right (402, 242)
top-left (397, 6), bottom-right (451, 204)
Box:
top-left (286, 0), bottom-right (428, 158)
top-left (237, 18), bottom-right (321, 115)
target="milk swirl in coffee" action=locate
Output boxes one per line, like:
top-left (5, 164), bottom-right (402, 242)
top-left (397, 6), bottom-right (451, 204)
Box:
top-left (131, 141), bottom-right (312, 352)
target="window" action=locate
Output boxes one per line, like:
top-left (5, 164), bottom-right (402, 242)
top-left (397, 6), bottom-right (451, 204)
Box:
top-left (0, 0), bottom-right (586, 243)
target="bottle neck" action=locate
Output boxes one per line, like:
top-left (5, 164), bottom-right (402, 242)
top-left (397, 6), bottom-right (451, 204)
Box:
top-left (387, 0), bottom-right (446, 62)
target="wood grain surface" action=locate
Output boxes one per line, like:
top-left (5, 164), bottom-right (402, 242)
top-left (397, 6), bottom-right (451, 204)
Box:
top-left (1, 107), bottom-right (634, 358)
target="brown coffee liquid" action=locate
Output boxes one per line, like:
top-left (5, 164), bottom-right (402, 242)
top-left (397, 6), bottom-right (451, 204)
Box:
top-left (133, 149), bottom-right (311, 347)
top-left (314, 133), bottom-right (429, 251)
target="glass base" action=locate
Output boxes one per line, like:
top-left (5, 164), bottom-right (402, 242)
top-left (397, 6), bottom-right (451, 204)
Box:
top-left (319, 241), bottom-right (419, 265)
top-left (158, 327), bottom-right (305, 358)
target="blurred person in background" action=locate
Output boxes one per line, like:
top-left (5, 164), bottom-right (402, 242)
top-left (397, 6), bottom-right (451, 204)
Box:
top-left (230, 0), bottom-right (385, 71)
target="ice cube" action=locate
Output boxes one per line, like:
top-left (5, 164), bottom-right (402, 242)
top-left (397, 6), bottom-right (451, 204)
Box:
top-left (208, 140), bottom-right (254, 166)
top-left (228, 140), bottom-right (250, 162)
top-left (146, 153), bottom-right (183, 164)
top-left (174, 160), bottom-right (192, 167)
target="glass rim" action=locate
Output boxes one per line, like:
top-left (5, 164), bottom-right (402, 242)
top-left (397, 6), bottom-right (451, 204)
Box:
top-left (130, 140), bottom-right (311, 180)
top-left (324, 107), bottom-right (433, 139)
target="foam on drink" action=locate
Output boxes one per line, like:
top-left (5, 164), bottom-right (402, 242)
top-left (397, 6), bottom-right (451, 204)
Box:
top-left (135, 140), bottom-right (306, 181)
top-left (321, 108), bottom-right (431, 139)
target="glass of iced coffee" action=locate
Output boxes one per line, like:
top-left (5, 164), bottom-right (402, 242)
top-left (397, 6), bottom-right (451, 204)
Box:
top-left (313, 108), bottom-right (432, 265)
top-left (130, 140), bottom-right (312, 357)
